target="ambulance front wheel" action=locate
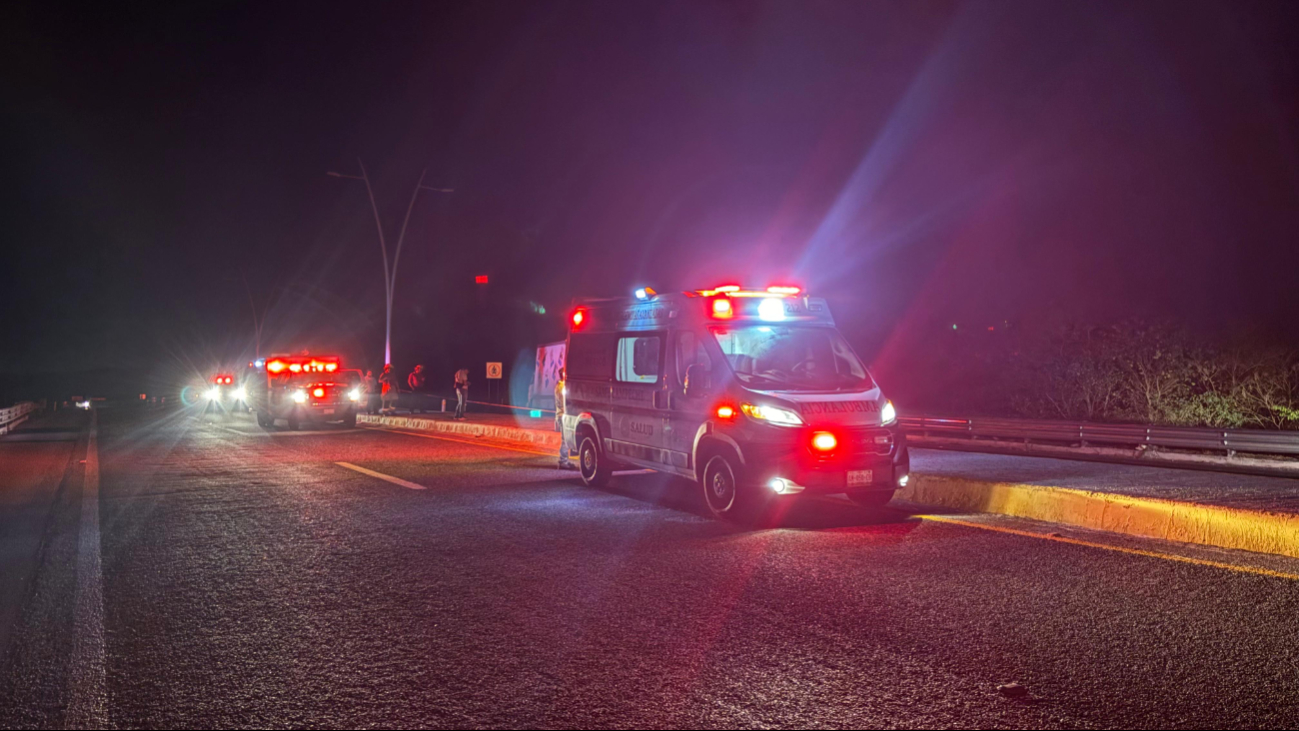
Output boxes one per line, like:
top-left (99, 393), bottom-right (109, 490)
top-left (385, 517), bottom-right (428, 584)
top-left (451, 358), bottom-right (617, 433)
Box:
top-left (256, 411), bottom-right (273, 428)
top-left (286, 413), bottom-right (300, 431)
top-left (701, 451), bottom-right (755, 521)
top-left (578, 435), bottom-right (612, 488)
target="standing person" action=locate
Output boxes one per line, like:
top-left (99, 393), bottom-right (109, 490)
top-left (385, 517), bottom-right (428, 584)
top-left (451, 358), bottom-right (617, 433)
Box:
top-left (407, 364), bottom-right (426, 414)
top-left (554, 366), bottom-right (574, 469)
top-left (453, 367), bottom-right (470, 420)
top-left (362, 370), bottom-right (379, 415)
top-left (379, 364), bottom-right (397, 415)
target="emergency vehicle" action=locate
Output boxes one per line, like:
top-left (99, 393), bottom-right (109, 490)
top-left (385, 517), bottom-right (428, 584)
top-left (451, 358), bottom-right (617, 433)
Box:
top-left (204, 372), bottom-right (248, 413)
top-left (560, 285), bottom-right (909, 520)
top-left (251, 354), bottom-right (362, 429)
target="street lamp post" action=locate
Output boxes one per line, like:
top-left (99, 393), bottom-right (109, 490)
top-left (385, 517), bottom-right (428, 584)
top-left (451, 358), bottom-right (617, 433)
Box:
top-left (328, 159), bottom-right (453, 366)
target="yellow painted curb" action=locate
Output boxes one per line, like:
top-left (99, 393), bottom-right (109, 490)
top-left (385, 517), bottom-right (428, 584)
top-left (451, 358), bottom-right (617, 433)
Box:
top-left (898, 475), bottom-right (1299, 559)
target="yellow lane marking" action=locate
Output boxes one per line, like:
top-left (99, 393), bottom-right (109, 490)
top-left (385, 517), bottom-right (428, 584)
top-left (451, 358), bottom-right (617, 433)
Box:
top-left (919, 513), bottom-right (1299, 581)
top-left (335, 461), bottom-right (427, 490)
top-left (366, 426), bottom-right (556, 457)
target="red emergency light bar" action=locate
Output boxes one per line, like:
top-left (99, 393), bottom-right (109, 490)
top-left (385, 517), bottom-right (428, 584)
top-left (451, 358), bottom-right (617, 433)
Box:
top-left (692, 284), bottom-right (804, 298)
top-left (266, 356), bottom-right (340, 375)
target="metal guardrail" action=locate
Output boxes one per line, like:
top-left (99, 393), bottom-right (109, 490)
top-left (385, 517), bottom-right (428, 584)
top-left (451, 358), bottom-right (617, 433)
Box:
top-left (0, 401), bottom-right (40, 435)
top-left (899, 415), bottom-right (1299, 458)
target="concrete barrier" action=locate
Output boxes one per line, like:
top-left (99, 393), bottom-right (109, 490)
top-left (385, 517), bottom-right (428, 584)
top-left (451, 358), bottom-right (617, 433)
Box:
top-left (898, 474), bottom-right (1299, 559)
top-left (359, 414), bottom-right (561, 451)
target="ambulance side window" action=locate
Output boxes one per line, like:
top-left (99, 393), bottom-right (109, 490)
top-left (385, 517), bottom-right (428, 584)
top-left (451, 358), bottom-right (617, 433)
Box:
top-left (568, 333), bottom-right (617, 380)
top-left (615, 335), bottom-right (661, 384)
top-left (674, 331), bottom-right (712, 388)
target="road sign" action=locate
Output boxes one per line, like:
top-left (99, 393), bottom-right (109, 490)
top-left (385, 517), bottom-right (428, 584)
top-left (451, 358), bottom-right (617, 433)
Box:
top-left (486, 362), bottom-right (503, 379)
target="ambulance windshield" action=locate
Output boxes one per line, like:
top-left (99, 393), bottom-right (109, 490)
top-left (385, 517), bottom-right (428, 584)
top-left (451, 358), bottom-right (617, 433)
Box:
top-left (711, 325), bottom-right (874, 392)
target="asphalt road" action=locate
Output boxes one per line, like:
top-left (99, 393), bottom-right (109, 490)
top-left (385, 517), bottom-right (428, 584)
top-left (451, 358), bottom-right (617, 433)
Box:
top-left (2, 405), bottom-right (1299, 729)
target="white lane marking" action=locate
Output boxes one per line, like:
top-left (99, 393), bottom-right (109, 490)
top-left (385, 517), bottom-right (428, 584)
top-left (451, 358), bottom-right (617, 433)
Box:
top-left (65, 409), bottom-right (107, 728)
top-left (335, 462), bottom-right (427, 490)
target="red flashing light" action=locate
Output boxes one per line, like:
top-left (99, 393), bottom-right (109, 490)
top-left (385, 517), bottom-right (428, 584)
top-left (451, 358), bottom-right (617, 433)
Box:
top-left (313, 387), bottom-right (325, 398)
top-left (325, 362), bottom-right (338, 372)
top-left (289, 363), bottom-right (303, 373)
top-left (711, 297), bottom-right (734, 319)
top-left (571, 308), bottom-right (587, 329)
top-left (766, 285), bottom-right (801, 295)
top-left (475, 275), bottom-right (489, 284)
top-left (811, 431), bottom-right (838, 452)
top-left (267, 360), bottom-right (287, 374)
top-left (716, 405), bottom-right (736, 420)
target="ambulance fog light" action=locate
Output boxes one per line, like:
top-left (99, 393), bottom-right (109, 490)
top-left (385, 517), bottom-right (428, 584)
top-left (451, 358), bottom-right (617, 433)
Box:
top-left (205, 387), bottom-right (220, 401)
top-left (767, 477), bottom-right (804, 495)
top-left (348, 388), bottom-right (361, 402)
top-left (292, 390), bottom-right (308, 404)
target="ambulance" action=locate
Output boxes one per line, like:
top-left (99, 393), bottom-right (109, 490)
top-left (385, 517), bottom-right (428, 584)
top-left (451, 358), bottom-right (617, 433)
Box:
top-left (560, 285), bottom-right (909, 520)
top-left (252, 354), bottom-right (362, 429)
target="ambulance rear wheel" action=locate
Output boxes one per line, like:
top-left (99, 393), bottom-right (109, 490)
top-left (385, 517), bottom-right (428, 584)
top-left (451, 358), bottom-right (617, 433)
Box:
top-left (846, 490), bottom-right (895, 509)
top-left (256, 411), bottom-right (272, 428)
top-left (343, 411), bottom-right (357, 428)
top-left (578, 435), bottom-right (612, 488)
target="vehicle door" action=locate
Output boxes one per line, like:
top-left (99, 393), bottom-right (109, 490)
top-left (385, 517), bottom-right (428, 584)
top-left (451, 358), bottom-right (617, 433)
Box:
top-left (564, 332), bottom-right (615, 445)
top-left (666, 329), bottom-right (714, 475)
top-left (608, 331), bottom-right (670, 467)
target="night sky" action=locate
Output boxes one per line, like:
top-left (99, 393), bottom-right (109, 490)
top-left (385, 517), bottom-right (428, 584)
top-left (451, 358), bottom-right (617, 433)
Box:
top-left (3, 1), bottom-right (1298, 396)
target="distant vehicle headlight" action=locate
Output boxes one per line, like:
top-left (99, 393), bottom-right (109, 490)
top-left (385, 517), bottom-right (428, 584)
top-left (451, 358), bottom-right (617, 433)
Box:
top-left (292, 390), bottom-right (308, 404)
top-left (881, 400), bottom-right (897, 425)
top-left (205, 387), bottom-right (220, 401)
top-left (232, 387), bottom-right (246, 401)
top-left (348, 388), bottom-right (361, 402)
top-left (740, 403), bottom-right (804, 426)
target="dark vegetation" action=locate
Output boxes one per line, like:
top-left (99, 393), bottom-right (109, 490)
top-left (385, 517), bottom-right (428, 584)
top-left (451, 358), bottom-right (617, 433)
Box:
top-left (883, 321), bottom-right (1299, 430)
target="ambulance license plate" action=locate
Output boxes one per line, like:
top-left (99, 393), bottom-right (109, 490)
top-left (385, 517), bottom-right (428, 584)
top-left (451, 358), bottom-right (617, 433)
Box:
top-left (847, 470), bottom-right (873, 487)
top-left (324, 408), bottom-right (335, 415)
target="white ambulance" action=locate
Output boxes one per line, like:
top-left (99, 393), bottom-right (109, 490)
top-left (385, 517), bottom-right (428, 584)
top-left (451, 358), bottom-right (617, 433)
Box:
top-left (561, 285), bottom-right (909, 520)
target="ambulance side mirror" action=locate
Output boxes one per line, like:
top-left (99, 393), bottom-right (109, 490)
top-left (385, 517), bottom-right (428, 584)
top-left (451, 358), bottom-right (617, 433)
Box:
top-left (684, 365), bottom-right (712, 398)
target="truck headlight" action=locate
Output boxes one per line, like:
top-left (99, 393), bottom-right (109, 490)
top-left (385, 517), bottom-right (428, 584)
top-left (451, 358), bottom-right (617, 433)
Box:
top-left (740, 403), bottom-right (804, 426)
top-left (292, 390), bottom-right (308, 404)
top-left (881, 400), bottom-right (897, 425)
top-left (205, 387), bottom-right (220, 401)
top-left (232, 387), bottom-right (246, 401)
top-left (348, 388), bottom-right (361, 402)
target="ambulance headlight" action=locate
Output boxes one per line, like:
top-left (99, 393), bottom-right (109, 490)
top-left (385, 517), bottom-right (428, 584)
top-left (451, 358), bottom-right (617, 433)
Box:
top-left (292, 390), bottom-right (308, 404)
top-left (741, 403), bottom-right (804, 426)
top-left (232, 387), bottom-right (246, 401)
top-left (348, 388), bottom-right (361, 402)
top-left (881, 400), bottom-right (897, 425)
top-left (205, 387), bottom-right (220, 401)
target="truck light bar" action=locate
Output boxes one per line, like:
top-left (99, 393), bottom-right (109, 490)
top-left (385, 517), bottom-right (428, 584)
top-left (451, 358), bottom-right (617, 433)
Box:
top-left (692, 284), bottom-right (804, 298)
